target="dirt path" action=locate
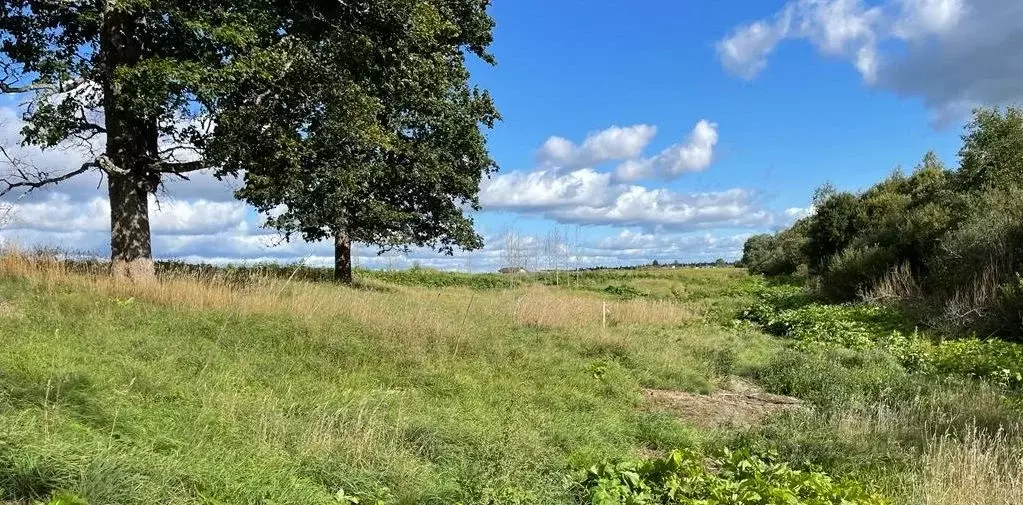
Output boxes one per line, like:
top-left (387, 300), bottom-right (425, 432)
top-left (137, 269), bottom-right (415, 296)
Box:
top-left (644, 378), bottom-right (803, 428)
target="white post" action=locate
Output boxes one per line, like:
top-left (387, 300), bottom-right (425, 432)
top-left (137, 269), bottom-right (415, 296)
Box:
top-left (602, 302), bottom-right (607, 329)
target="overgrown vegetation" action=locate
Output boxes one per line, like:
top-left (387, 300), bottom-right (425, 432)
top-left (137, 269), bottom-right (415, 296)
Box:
top-left (731, 280), bottom-right (1023, 504)
top-left (740, 284), bottom-right (1023, 389)
top-left (574, 448), bottom-right (888, 504)
top-left (3, 252), bottom-right (1022, 504)
top-left (741, 106), bottom-right (1023, 337)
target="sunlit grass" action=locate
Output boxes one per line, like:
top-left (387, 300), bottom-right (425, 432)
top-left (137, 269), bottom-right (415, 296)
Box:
top-left (0, 251), bottom-right (751, 504)
top-left (3, 250), bottom-right (1022, 504)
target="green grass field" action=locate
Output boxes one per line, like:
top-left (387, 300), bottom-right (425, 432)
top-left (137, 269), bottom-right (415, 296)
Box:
top-left (1, 255), bottom-right (1021, 504)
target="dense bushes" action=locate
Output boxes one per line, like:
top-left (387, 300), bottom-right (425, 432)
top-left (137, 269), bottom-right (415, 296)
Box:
top-left (574, 448), bottom-right (888, 504)
top-left (741, 107), bottom-right (1023, 337)
top-left (740, 285), bottom-right (1023, 390)
top-left (740, 222), bottom-right (809, 277)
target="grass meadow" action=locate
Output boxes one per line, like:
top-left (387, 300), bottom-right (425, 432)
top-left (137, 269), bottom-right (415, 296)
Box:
top-left (1, 252), bottom-right (1021, 504)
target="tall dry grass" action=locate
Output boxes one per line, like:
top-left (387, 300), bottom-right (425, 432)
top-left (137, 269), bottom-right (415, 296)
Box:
top-left (822, 386), bottom-right (1023, 505)
top-left (0, 250), bottom-right (697, 347)
top-left (860, 261), bottom-right (922, 304)
top-left (512, 286), bottom-right (701, 329)
top-left (914, 425), bottom-right (1023, 505)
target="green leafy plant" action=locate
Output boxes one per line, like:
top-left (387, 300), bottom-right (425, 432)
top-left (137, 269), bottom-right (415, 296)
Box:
top-left (929, 337), bottom-right (1023, 389)
top-left (32, 492), bottom-right (88, 505)
top-left (740, 285), bottom-right (1023, 390)
top-left (603, 284), bottom-right (646, 300)
top-left (574, 447), bottom-right (888, 504)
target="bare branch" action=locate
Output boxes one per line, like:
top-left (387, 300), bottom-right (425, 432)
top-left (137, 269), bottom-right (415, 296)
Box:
top-left (0, 163), bottom-right (94, 197)
top-left (0, 76), bottom-right (89, 96)
top-left (156, 144), bottom-right (200, 159)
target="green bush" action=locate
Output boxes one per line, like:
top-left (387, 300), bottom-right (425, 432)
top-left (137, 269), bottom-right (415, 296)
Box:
top-left (574, 447), bottom-right (888, 504)
top-left (820, 245), bottom-right (898, 302)
top-left (741, 107), bottom-right (1023, 337)
top-left (752, 346), bottom-right (910, 413)
top-left (602, 284), bottom-right (646, 300)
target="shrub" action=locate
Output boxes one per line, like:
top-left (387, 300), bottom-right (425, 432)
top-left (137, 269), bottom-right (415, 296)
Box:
top-left (742, 223), bottom-right (810, 276)
top-left (574, 447), bottom-right (889, 504)
top-left (602, 284), bottom-right (645, 300)
top-left (821, 245), bottom-right (898, 302)
top-left (753, 346), bottom-right (910, 413)
top-left (747, 108), bottom-right (1023, 336)
top-left (806, 192), bottom-right (868, 275)
top-left (929, 337), bottom-right (1023, 389)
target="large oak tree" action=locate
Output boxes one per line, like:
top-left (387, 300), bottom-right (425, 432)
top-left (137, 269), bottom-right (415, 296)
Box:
top-left (0, 1), bottom-right (437, 280)
top-left (0, 1), bottom-right (283, 278)
top-left (214, 1), bottom-right (499, 283)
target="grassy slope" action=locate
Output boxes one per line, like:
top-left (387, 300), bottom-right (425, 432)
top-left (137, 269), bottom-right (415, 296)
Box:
top-left (0, 263), bottom-right (774, 504)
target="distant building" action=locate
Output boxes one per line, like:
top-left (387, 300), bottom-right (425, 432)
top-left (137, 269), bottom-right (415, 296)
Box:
top-left (498, 266), bottom-right (528, 274)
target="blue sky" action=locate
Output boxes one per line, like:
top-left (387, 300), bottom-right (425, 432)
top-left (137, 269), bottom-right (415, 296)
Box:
top-left (462, 0), bottom-right (969, 260)
top-left (2, 0), bottom-right (1019, 270)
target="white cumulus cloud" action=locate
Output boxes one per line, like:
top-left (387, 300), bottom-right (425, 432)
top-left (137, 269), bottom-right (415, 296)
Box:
top-left (614, 120), bottom-right (719, 181)
top-left (716, 0), bottom-right (1021, 124)
top-left (1, 107), bottom-right (780, 269)
top-left (479, 168), bottom-right (614, 210)
top-left (536, 124), bottom-right (657, 170)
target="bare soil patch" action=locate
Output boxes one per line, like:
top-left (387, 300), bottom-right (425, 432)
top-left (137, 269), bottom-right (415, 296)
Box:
top-left (644, 378), bottom-right (803, 428)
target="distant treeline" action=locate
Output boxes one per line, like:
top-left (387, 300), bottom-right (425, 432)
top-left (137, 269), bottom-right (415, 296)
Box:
top-left (741, 107), bottom-right (1023, 337)
top-left (571, 259), bottom-right (734, 272)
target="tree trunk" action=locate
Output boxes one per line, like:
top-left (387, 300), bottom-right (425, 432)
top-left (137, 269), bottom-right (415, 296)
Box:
top-left (107, 171), bottom-right (154, 279)
top-left (102, 5), bottom-right (156, 281)
top-left (334, 229), bottom-right (353, 284)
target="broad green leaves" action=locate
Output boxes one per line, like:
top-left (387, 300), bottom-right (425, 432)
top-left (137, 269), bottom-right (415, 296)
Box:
top-left (575, 448), bottom-right (888, 505)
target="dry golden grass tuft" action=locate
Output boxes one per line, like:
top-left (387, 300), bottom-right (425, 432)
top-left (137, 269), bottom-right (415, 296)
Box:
top-left (0, 251), bottom-right (699, 349)
top-left (511, 287), bottom-right (701, 329)
top-left (915, 425), bottom-right (1023, 505)
top-left (0, 299), bottom-right (21, 318)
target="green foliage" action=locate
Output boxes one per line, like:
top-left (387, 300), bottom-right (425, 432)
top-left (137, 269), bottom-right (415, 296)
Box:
top-left (806, 192), bottom-right (867, 275)
top-left (956, 106), bottom-right (1023, 192)
top-left (224, 0), bottom-right (500, 282)
top-left (32, 492), bottom-right (88, 505)
top-left (820, 245), bottom-right (898, 302)
top-left (738, 285), bottom-right (893, 349)
top-left (743, 107), bottom-right (1023, 337)
top-left (1, 0), bottom-right (359, 269)
top-left (753, 346), bottom-right (910, 413)
top-left (603, 284), bottom-right (647, 300)
top-left (741, 224), bottom-right (809, 277)
top-left (361, 267), bottom-right (518, 290)
top-left (929, 337), bottom-right (1023, 389)
top-left (740, 284), bottom-right (1023, 391)
top-left (574, 448), bottom-right (888, 504)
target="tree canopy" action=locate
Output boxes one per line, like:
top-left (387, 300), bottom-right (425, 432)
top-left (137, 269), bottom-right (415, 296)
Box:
top-left (0, 0), bottom-right (295, 278)
top-left (214, 1), bottom-right (499, 283)
top-left (0, 0), bottom-right (499, 282)
top-left (742, 106), bottom-right (1023, 336)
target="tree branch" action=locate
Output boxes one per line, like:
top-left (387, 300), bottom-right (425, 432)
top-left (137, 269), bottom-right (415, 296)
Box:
top-left (153, 160), bottom-right (205, 173)
top-left (0, 162), bottom-right (95, 197)
top-left (0, 77), bottom-right (89, 95)
top-left (95, 155), bottom-right (129, 175)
